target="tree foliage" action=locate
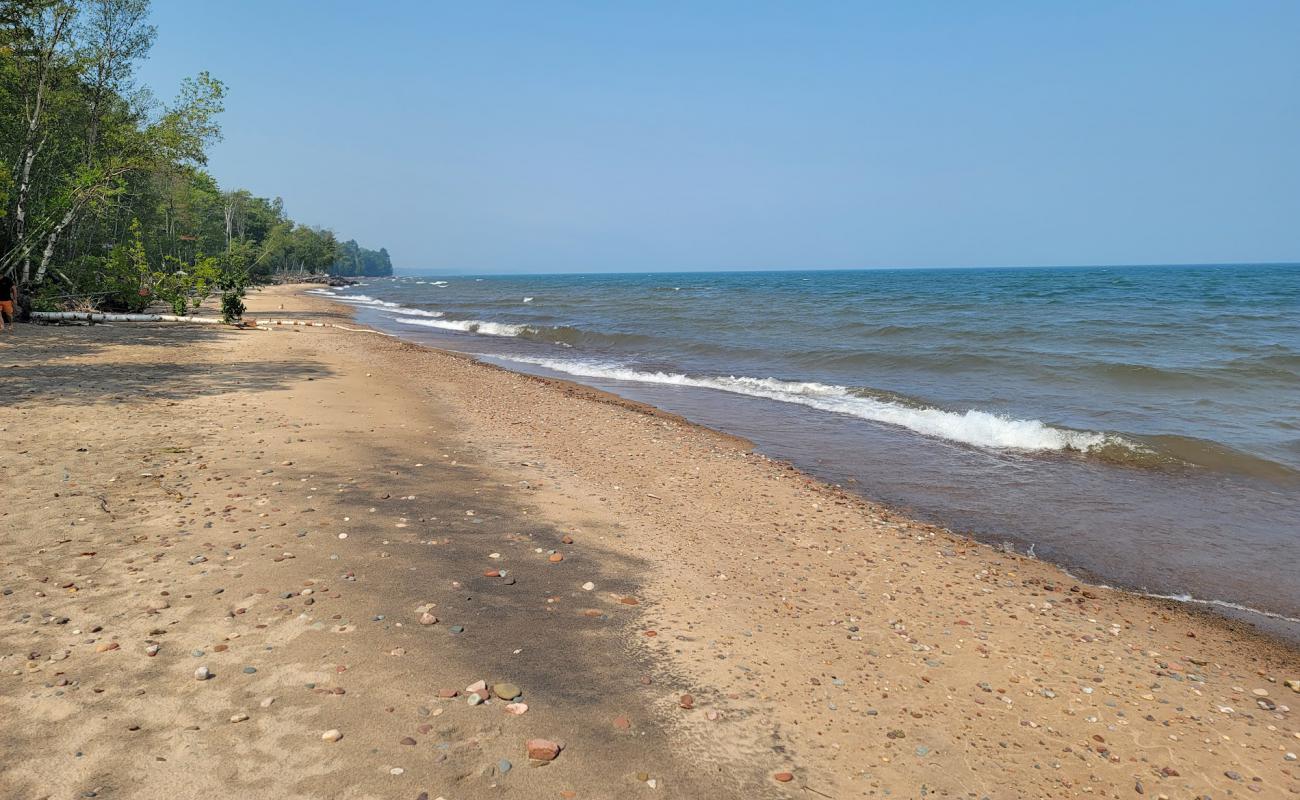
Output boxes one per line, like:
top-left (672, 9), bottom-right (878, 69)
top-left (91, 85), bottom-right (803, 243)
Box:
top-left (0, 0), bottom-right (393, 316)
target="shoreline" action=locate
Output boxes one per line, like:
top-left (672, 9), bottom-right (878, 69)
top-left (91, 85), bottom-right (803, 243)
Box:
top-left (320, 285), bottom-right (1300, 644)
top-left (2, 283), bottom-right (1296, 799)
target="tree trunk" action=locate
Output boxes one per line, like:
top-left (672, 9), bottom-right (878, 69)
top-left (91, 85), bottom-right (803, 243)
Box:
top-left (34, 205), bottom-right (79, 284)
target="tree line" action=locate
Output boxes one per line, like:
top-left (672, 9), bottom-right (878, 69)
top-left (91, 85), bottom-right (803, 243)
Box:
top-left (1, 0), bottom-right (392, 320)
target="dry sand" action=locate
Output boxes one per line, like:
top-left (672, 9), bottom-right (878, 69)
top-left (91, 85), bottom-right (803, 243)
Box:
top-left (1, 285), bottom-right (1297, 800)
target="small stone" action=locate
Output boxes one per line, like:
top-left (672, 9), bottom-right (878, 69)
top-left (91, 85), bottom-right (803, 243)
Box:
top-left (774, 772), bottom-right (794, 783)
top-left (96, 642), bottom-right (119, 652)
top-left (483, 569), bottom-right (501, 578)
top-left (194, 666), bottom-right (211, 681)
top-left (260, 697), bottom-right (276, 708)
top-left (526, 738), bottom-right (561, 761)
top-left (145, 644), bottom-right (160, 657)
top-left (613, 715), bottom-right (631, 730)
top-left (230, 712), bottom-right (249, 723)
top-left (493, 682), bottom-right (521, 701)
top-left (466, 680), bottom-right (487, 693)
top-left (548, 553), bottom-right (564, 563)
top-left (505, 702), bottom-right (528, 715)
top-left (419, 612), bottom-right (438, 626)
top-left (467, 693), bottom-right (484, 706)
top-left (449, 625), bottom-right (464, 634)
top-left (582, 582), bottom-right (595, 591)
top-left (400, 737), bottom-right (417, 746)
top-left (679, 694), bottom-right (694, 709)
top-left (498, 759), bottom-right (512, 775)
top-left (321, 729), bottom-right (342, 742)
top-left (243, 666), bottom-right (257, 674)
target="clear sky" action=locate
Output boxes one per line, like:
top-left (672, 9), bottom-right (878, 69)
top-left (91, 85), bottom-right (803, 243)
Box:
top-left (138, 1), bottom-right (1299, 273)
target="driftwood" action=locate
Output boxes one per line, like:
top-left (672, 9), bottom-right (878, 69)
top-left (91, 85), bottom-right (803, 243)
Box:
top-left (31, 311), bottom-right (224, 324)
top-left (29, 311), bottom-right (396, 337)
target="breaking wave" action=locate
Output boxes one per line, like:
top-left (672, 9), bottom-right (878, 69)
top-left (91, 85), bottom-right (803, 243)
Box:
top-left (495, 355), bottom-right (1126, 454)
top-left (395, 316), bottom-right (530, 337)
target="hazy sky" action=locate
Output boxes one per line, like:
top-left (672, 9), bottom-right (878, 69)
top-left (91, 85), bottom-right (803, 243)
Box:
top-left (139, 1), bottom-right (1299, 273)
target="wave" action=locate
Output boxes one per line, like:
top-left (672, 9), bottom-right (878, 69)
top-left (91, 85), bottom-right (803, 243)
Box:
top-left (395, 316), bottom-right (530, 337)
top-left (495, 355), bottom-right (1122, 453)
top-left (321, 291), bottom-right (444, 318)
top-left (385, 307), bottom-right (444, 318)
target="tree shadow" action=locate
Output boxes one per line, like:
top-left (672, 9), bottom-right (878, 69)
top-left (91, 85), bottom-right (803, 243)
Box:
top-left (0, 325), bottom-right (331, 407)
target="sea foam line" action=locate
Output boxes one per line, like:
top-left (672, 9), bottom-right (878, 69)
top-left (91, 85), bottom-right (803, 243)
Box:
top-left (495, 355), bottom-right (1118, 453)
top-left (316, 291), bottom-right (443, 317)
top-left (395, 316), bottom-right (529, 337)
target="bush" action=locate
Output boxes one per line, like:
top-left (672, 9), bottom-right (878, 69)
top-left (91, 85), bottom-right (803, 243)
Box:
top-left (220, 290), bottom-right (245, 322)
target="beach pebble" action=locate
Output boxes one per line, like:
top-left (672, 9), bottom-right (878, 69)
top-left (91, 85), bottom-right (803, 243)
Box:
top-left (774, 772), bottom-right (794, 783)
top-left (582, 582), bottom-right (595, 591)
top-left (505, 702), bottom-right (528, 715)
top-left (260, 697), bottom-right (276, 708)
top-left (321, 729), bottom-right (343, 742)
top-left (525, 738), bottom-right (561, 761)
top-left (95, 642), bottom-right (119, 652)
top-left (548, 553), bottom-right (564, 563)
top-left (145, 644), bottom-right (160, 657)
top-left (493, 682), bottom-right (521, 701)
top-left (230, 712), bottom-right (249, 723)
top-left (419, 612), bottom-right (438, 626)
top-left (194, 666), bottom-right (211, 681)
top-left (498, 759), bottom-right (512, 775)
top-left (679, 694), bottom-right (694, 709)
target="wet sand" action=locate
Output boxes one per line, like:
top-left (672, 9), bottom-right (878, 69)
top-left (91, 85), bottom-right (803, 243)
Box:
top-left (1, 284), bottom-right (1296, 799)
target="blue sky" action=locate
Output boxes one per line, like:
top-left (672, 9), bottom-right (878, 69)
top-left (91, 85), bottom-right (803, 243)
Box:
top-left (139, 1), bottom-right (1299, 273)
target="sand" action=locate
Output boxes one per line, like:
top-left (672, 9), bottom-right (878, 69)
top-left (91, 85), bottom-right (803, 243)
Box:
top-left (1, 284), bottom-right (1296, 800)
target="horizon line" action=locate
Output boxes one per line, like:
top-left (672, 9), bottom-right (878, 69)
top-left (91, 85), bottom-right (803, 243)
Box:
top-left (388, 260), bottom-right (1300, 277)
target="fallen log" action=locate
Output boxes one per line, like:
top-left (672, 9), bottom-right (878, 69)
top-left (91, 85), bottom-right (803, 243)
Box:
top-left (29, 311), bottom-right (396, 337)
top-left (31, 311), bottom-right (224, 324)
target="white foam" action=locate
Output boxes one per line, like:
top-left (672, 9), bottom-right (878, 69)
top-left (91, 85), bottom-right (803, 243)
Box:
top-left (331, 293), bottom-right (400, 308)
top-left (385, 307), bottom-right (444, 318)
top-left (495, 355), bottom-right (1118, 453)
top-left (395, 316), bottom-right (528, 337)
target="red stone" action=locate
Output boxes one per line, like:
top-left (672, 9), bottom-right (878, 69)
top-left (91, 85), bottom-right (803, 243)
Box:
top-left (526, 738), bottom-right (561, 761)
top-left (774, 772), bottom-right (794, 783)
top-left (679, 694), bottom-right (694, 709)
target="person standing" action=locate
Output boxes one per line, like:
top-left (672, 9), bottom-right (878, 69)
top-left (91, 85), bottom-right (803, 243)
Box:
top-left (0, 272), bottom-right (16, 333)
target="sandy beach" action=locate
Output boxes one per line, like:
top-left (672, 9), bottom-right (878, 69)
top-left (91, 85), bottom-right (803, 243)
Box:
top-left (1, 284), bottom-right (1296, 800)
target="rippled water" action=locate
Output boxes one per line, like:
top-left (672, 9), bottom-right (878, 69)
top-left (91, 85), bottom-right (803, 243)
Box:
top-left (313, 264), bottom-right (1300, 639)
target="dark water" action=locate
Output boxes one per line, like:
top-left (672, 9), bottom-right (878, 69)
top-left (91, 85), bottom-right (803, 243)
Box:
top-left (311, 265), bottom-right (1300, 639)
